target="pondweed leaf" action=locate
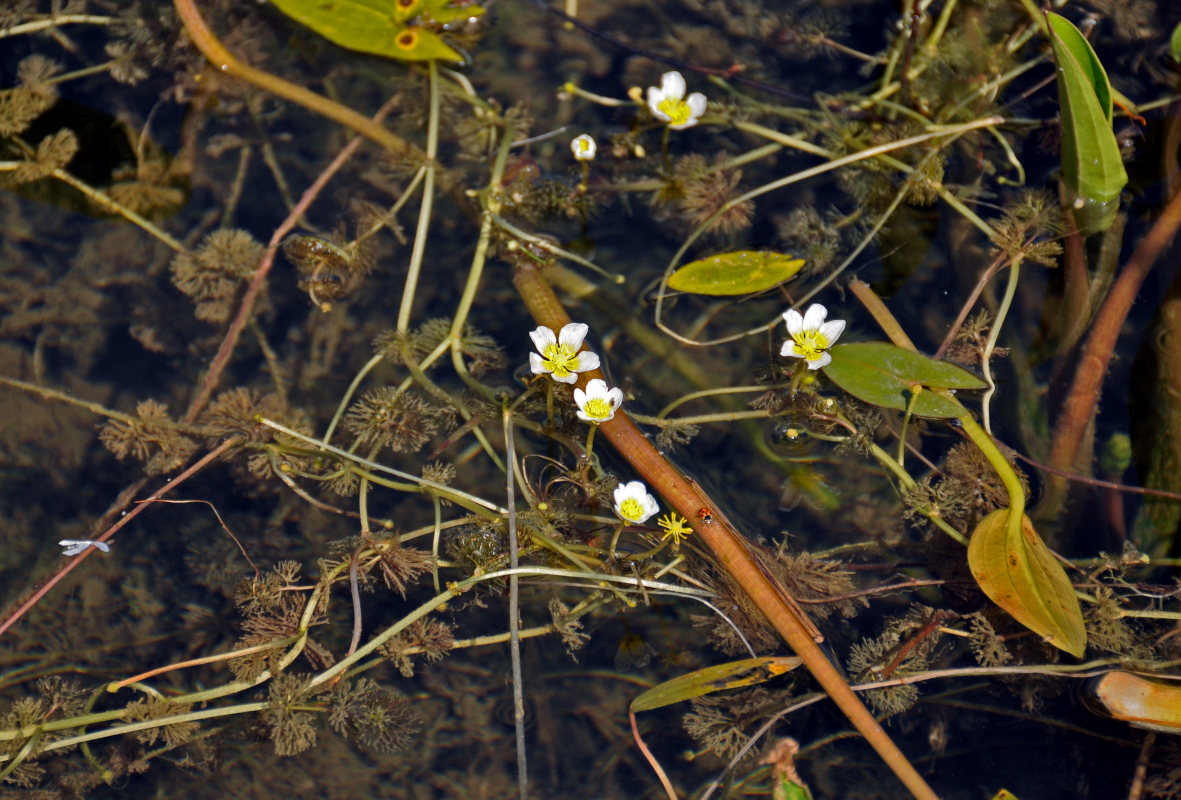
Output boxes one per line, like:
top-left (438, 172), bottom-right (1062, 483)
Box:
top-left (667, 251), bottom-right (804, 296)
top-left (270, 0), bottom-right (484, 63)
top-left (821, 342), bottom-right (984, 419)
top-left (967, 508), bottom-right (1086, 658)
top-left (1046, 12), bottom-right (1127, 233)
top-left (1090, 671), bottom-right (1181, 733)
top-left (629, 656), bottom-right (802, 713)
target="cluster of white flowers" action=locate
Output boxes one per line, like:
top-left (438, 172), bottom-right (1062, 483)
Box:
top-left (567, 70), bottom-right (708, 168)
top-left (526, 304), bottom-right (847, 530)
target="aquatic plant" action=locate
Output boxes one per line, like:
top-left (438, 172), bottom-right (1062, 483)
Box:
top-left (2, 1), bottom-right (1181, 799)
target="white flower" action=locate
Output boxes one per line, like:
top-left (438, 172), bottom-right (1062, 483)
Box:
top-left (646, 71), bottom-right (707, 130)
top-left (613, 480), bottom-right (660, 524)
top-left (573, 378), bottom-right (623, 423)
top-left (570, 133), bottom-right (597, 161)
top-left (780, 303), bottom-right (845, 370)
top-left (529, 322), bottom-right (601, 384)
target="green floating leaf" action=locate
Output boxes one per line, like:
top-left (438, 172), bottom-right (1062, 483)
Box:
top-left (821, 342), bottom-right (984, 419)
top-left (1046, 12), bottom-right (1127, 233)
top-left (270, 0), bottom-right (482, 63)
top-left (967, 509), bottom-right (1087, 658)
top-left (668, 251), bottom-right (805, 296)
top-left (629, 656), bottom-right (802, 713)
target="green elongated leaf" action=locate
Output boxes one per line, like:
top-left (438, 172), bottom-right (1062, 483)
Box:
top-left (668, 251), bottom-right (805, 296)
top-left (1047, 13), bottom-right (1112, 122)
top-left (990, 791), bottom-right (1020, 800)
top-left (820, 342), bottom-right (985, 419)
top-left (270, 0), bottom-right (480, 62)
top-left (1046, 12), bottom-right (1127, 233)
top-left (967, 508), bottom-right (1087, 658)
top-left (1171, 23), bottom-right (1181, 63)
top-left (629, 656), bottom-right (802, 713)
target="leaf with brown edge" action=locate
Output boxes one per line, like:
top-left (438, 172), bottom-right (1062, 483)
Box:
top-left (629, 656), bottom-right (803, 713)
top-left (967, 508), bottom-right (1086, 657)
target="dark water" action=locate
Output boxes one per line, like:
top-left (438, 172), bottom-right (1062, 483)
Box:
top-left (2, 0), bottom-right (1180, 798)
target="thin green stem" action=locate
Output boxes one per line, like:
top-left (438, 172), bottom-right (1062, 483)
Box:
top-left (396, 60), bottom-right (439, 332)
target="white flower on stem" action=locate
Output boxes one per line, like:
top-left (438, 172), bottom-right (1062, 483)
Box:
top-left (646, 71), bottom-right (707, 130)
top-left (780, 303), bottom-right (845, 370)
top-left (529, 322), bottom-right (601, 384)
top-left (573, 378), bottom-right (623, 423)
top-left (570, 133), bottom-right (597, 161)
top-left (613, 480), bottom-right (660, 525)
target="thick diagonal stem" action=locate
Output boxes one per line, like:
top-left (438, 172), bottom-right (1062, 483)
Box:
top-left (512, 264), bottom-right (940, 800)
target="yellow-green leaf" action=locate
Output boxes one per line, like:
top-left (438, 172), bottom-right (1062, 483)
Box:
top-left (967, 509), bottom-right (1086, 658)
top-left (820, 342), bottom-right (985, 419)
top-left (667, 251), bottom-right (804, 296)
top-left (269, 0), bottom-right (479, 62)
top-left (990, 791), bottom-right (1020, 800)
top-left (629, 656), bottom-right (803, 713)
top-left (1046, 12), bottom-right (1127, 233)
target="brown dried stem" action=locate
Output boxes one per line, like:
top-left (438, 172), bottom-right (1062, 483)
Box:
top-left (512, 263), bottom-right (940, 800)
top-left (1041, 185), bottom-right (1181, 516)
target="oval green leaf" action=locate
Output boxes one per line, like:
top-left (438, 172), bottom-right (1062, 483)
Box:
top-left (967, 508), bottom-right (1086, 658)
top-left (668, 251), bottom-right (805, 296)
top-left (629, 656), bottom-right (802, 713)
top-left (821, 342), bottom-right (985, 419)
top-left (270, 0), bottom-right (478, 62)
top-left (1046, 12), bottom-right (1127, 232)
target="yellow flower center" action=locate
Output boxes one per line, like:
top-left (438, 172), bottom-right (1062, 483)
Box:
top-left (542, 343), bottom-right (580, 378)
top-left (619, 498), bottom-right (645, 522)
top-left (790, 330), bottom-right (831, 362)
top-left (657, 97), bottom-right (693, 127)
top-left (582, 397), bottom-right (613, 421)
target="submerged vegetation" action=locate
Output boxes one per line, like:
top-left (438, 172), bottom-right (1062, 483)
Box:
top-left (2, 0), bottom-right (1181, 798)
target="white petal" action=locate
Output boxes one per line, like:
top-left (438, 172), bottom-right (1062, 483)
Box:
top-left (558, 322), bottom-right (589, 349)
top-left (807, 352), bottom-right (833, 370)
top-left (660, 71), bottom-right (686, 99)
top-left (551, 371), bottom-right (578, 384)
top-left (819, 319), bottom-right (846, 344)
top-left (94, 541), bottom-right (110, 552)
top-left (686, 92), bottom-right (707, 118)
top-left (668, 116), bottom-right (699, 131)
top-left (606, 387), bottom-right (624, 409)
top-left (529, 352), bottom-right (547, 374)
top-left (782, 308), bottom-right (804, 337)
top-left (646, 88), bottom-right (669, 120)
top-left (780, 341), bottom-right (803, 359)
top-left (584, 378), bottom-right (608, 398)
top-left (640, 493), bottom-right (660, 518)
top-left (574, 351), bottom-right (600, 372)
top-left (573, 387), bottom-right (588, 407)
top-left (529, 326), bottom-right (556, 353)
top-left (802, 303), bottom-right (828, 332)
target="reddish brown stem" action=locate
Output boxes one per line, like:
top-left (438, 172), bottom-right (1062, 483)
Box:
top-left (0, 436), bottom-right (241, 639)
top-left (1042, 186), bottom-right (1181, 515)
top-left (512, 264), bottom-right (940, 800)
